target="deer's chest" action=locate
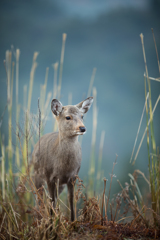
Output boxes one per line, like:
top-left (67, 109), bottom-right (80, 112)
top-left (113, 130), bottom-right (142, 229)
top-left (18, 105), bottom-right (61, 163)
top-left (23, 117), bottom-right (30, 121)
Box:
top-left (49, 146), bottom-right (81, 184)
top-left (59, 148), bottom-right (81, 173)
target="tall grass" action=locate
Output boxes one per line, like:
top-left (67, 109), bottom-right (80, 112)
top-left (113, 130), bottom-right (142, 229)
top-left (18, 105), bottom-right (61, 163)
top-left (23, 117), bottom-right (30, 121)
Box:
top-left (5, 50), bottom-right (14, 197)
top-left (96, 130), bottom-right (105, 192)
top-left (88, 87), bottom-right (98, 195)
top-left (140, 32), bottom-right (160, 224)
top-left (16, 50), bottom-right (20, 169)
top-left (0, 31), bottom-right (160, 240)
top-left (57, 33), bottom-right (67, 100)
top-left (130, 30), bottom-right (160, 226)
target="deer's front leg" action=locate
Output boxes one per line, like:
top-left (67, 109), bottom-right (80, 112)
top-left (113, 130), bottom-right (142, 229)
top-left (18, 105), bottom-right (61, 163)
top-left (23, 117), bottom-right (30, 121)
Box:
top-left (47, 180), bottom-right (57, 214)
top-left (67, 178), bottom-right (75, 222)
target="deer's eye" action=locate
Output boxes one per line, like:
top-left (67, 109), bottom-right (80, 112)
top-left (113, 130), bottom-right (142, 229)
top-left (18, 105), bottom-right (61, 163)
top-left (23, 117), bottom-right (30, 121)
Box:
top-left (81, 115), bottom-right (84, 119)
top-left (66, 116), bottom-right (71, 120)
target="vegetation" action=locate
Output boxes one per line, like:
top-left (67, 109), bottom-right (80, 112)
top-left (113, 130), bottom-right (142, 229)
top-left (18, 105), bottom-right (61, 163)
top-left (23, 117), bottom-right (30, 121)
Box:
top-left (0, 31), bottom-right (160, 239)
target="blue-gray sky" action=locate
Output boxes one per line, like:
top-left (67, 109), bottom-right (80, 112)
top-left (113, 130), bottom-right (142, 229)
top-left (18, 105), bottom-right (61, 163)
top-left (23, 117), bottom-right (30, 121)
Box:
top-left (57, 0), bottom-right (149, 19)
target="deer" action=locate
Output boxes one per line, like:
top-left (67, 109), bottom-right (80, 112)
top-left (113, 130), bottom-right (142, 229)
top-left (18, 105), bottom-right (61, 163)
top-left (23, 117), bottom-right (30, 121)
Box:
top-left (32, 97), bottom-right (93, 221)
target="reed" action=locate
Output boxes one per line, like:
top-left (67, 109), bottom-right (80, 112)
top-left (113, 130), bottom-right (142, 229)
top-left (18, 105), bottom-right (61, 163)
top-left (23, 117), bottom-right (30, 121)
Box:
top-left (151, 28), bottom-right (160, 74)
top-left (101, 177), bottom-right (107, 221)
top-left (53, 33), bottom-right (67, 132)
top-left (96, 130), bottom-right (105, 192)
top-left (39, 67), bottom-right (51, 136)
top-left (15, 50), bottom-right (21, 169)
top-left (79, 67), bottom-right (96, 147)
top-left (0, 135), bottom-right (5, 200)
top-left (105, 155), bottom-right (118, 219)
top-left (22, 52), bottom-right (38, 172)
top-left (52, 62), bottom-right (59, 100)
top-left (151, 29), bottom-right (160, 217)
top-left (88, 87), bottom-right (97, 195)
top-left (87, 67), bottom-right (97, 98)
top-left (68, 92), bottom-right (72, 105)
top-left (5, 51), bottom-right (14, 198)
top-left (23, 85), bottom-right (27, 110)
top-left (44, 91), bottom-right (52, 119)
top-left (130, 31), bottom-right (160, 226)
top-left (27, 52), bottom-right (39, 112)
top-left (40, 67), bottom-right (49, 116)
top-left (140, 32), bottom-right (159, 224)
top-left (140, 33), bottom-right (156, 156)
top-left (57, 33), bottom-right (67, 100)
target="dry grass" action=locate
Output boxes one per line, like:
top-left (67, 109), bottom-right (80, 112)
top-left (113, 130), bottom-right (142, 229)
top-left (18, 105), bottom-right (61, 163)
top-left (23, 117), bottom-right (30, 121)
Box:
top-left (0, 173), bottom-right (159, 240)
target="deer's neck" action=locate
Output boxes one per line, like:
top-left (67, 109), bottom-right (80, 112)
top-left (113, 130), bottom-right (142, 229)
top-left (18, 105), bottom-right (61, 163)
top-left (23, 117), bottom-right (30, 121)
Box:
top-left (57, 133), bottom-right (79, 150)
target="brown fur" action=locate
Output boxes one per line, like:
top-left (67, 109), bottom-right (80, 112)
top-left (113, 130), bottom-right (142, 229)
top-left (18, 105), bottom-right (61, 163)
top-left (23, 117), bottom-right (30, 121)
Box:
top-left (32, 97), bottom-right (93, 221)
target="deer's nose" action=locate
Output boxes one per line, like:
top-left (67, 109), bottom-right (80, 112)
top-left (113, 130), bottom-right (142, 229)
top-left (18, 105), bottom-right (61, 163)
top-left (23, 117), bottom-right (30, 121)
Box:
top-left (79, 127), bottom-right (86, 133)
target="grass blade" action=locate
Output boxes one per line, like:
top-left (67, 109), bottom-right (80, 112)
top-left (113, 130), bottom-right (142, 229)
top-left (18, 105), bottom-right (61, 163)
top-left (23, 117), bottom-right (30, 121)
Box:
top-left (87, 68), bottom-right (96, 98)
top-left (130, 92), bottom-right (149, 163)
top-left (57, 33), bottom-right (67, 100)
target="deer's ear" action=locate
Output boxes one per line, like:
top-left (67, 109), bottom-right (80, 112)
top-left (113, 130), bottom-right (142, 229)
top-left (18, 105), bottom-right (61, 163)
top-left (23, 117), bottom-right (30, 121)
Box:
top-left (51, 99), bottom-right (63, 116)
top-left (76, 97), bottom-right (93, 114)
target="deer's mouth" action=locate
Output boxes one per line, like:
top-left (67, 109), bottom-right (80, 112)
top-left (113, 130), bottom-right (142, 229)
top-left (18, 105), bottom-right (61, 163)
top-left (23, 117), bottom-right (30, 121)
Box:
top-left (73, 130), bottom-right (86, 135)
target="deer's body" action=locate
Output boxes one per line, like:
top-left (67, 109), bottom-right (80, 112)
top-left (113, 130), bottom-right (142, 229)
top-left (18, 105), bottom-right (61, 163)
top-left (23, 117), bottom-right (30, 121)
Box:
top-left (32, 97), bottom-right (93, 221)
top-left (33, 132), bottom-right (81, 187)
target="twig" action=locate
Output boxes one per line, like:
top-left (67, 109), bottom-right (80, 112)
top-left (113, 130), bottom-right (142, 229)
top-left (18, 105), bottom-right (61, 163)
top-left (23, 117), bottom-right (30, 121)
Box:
top-left (38, 98), bottom-right (41, 159)
top-left (116, 215), bottom-right (133, 223)
top-left (130, 205), bottom-right (145, 228)
top-left (42, 185), bottom-right (52, 200)
top-left (117, 179), bottom-right (148, 227)
top-left (110, 203), bottom-right (113, 221)
top-left (113, 203), bottom-right (118, 222)
top-left (144, 75), bottom-right (160, 83)
top-left (134, 169), bottom-right (150, 186)
top-left (10, 203), bottom-right (19, 230)
top-left (0, 213), bottom-right (6, 233)
top-left (57, 197), bottom-right (71, 212)
top-left (106, 155), bottom-right (118, 218)
top-left (4, 228), bottom-right (19, 239)
top-left (101, 177), bottom-right (107, 223)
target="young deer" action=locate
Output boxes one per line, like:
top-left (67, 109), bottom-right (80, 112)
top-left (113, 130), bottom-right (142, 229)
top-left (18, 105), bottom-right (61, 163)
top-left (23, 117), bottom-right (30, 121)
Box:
top-left (32, 97), bottom-right (93, 221)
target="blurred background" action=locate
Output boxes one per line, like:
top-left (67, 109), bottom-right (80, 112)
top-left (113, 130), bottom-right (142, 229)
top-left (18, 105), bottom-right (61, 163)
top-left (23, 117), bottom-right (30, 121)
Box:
top-left (0, 0), bottom-right (160, 196)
